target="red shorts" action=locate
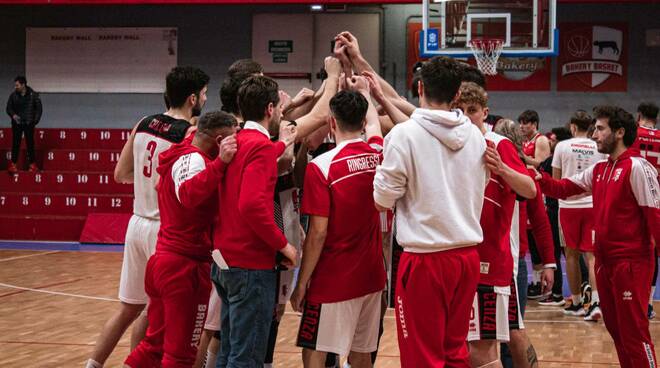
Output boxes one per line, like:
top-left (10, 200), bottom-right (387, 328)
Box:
top-left (125, 252), bottom-right (211, 368)
top-left (559, 208), bottom-right (594, 252)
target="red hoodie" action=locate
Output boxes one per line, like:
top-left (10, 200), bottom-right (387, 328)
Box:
top-left (214, 123), bottom-right (287, 270)
top-left (540, 149), bottom-right (660, 264)
top-left (156, 135), bottom-right (227, 262)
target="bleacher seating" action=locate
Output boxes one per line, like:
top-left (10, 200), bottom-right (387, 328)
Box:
top-left (0, 128), bottom-right (133, 241)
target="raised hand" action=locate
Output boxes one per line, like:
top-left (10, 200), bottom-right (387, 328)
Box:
top-left (337, 31), bottom-right (361, 59)
top-left (362, 71), bottom-right (385, 102)
top-left (324, 56), bottom-right (342, 78)
top-left (346, 75), bottom-right (369, 95)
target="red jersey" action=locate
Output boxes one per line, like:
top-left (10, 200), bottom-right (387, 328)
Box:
top-left (631, 126), bottom-right (660, 172)
top-left (523, 132), bottom-right (542, 158)
top-left (301, 136), bottom-right (387, 303)
top-left (478, 132), bottom-right (528, 287)
top-left (540, 149), bottom-right (660, 263)
top-left (155, 136), bottom-right (226, 261)
top-left (214, 122), bottom-right (287, 270)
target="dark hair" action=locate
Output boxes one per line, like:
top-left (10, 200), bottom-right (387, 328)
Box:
top-left (14, 76), bottom-right (27, 85)
top-left (518, 110), bottom-right (540, 127)
top-left (228, 59), bottom-right (263, 80)
top-left (220, 78), bottom-right (241, 114)
top-left (637, 102), bottom-right (659, 121)
top-left (163, 93), bottom-right (170, 109)
top-left (419, 56), bottom-right (463, 104)
top-left (166, 66), bottom-right (210, 109)
top-left (593, 105), bottom-right (637, 147)
top-left (412, 61), bottom-right (424, 74)
top-left (197, 110), bottom-right (237, 136)
top-left (569, 110), bottom-right (593, 132)
top-left (329, 91), bottom-right (369, 133)
top-left (551, 127), bottom-right (572, 142)
top-left (411, 71), bottom-right (421, 98)
top-left (237, 75), bottom-right (279, 122)
top-left (458, 62), bottom-right (487, 89)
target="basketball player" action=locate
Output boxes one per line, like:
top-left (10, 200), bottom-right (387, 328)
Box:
top-left (536, 105), bottom-right (660, 368)
top-left (86, 66), bottom-right (208, 368)
top-left (265, 58), bottom-right (342, 368)
top-left (373, 56), bottom-right (488, 367)
top-left (292, 80), bottom-right (386, 368)
top-left (518, 110), bottom-right (552, 298)
top-left (454, 83), bottom-right (537, 368)
top-left (631, 102), bottom-right (660, 319)
top-left (124, 111), bottom-right (237, 368)
top-left (552, 110), bottom-right (607, 321)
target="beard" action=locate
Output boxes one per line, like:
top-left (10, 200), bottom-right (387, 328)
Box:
top-left (597, 134), bottom-right (616, 154)
top-left (192, 100), bottom-right (203, 118)
top-left (268, 113), bottom-right (281, 137)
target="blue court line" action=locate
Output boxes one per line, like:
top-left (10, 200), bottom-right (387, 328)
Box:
top-left (0, 241), bottom-right (123, 253)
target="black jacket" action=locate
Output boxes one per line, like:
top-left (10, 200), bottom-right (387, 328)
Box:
top-left (6, 86), bottom-right (42, 125)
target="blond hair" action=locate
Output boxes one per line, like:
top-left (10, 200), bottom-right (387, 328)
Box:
top-left (456, 82), bottom-right (488, 108)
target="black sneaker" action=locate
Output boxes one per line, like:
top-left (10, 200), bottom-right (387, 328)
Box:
top-left (527, 282), bottom-right (543, 299)
top-left (584, 302), bottom-right (602, 322)
top-left (563, 301), bottom-right (586, 316)
top-left (581, 282), bottom-right (592, 306)
top-left (538, 294), bottom-right (566, 306)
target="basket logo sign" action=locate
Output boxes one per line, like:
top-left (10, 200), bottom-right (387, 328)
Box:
top-left (558, 23), bottom-right (627, 91)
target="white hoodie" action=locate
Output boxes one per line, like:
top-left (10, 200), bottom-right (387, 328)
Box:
top-left (373, 108), bottom-right (487, 253)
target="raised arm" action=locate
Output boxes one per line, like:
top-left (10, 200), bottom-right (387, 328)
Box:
top-left (290, 57), bottom-right (341, 140)
top-left (536, 163), bottom-right (594, 200)
top-left (173, 135), bottom-right (236, 208)
top-left (486, 141), bottom-right (537, 199)
top-left (363, 71), bottom-right (410, 125)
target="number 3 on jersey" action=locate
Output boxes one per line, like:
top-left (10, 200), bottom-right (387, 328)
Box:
top-left (143, 140), bottom-right (157, 178)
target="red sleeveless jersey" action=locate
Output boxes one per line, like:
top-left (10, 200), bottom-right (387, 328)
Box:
top-left (523, 132), bottom-right (541, 158)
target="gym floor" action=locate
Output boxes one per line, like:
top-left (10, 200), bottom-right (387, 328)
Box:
top-left (0, 245), bottom-right (656, 367)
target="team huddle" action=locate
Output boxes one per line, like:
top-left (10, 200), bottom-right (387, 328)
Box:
top-left (82, 31), bottom-right (660, 368)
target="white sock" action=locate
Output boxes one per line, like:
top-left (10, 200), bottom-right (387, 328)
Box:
top-left (532, 270), bottom-right (541, 284)
top-left (263, 364), bottom-right (273, 368)
top-left (591, 290), bottom-right (599, 304)
top-left (651, 287), bottom-right (656, 305)
top-left (85, 359), bottom-right (103, 368)
top-left (205, 351), bottom-right (218, 368)
top-left (343, 362), bottom-right (352, 368)
top-left (572, 294), bottom-right (582, 305)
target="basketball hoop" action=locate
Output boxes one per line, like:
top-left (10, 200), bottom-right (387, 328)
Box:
top-left (468, 39), bottom-right (504, 76)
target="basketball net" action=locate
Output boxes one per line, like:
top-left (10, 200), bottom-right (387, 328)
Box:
top-left (468, 39), bottom-right (504, 76)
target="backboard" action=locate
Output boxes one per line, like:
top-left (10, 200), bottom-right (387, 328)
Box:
top-left (420, 0), bottom-right (557, 58)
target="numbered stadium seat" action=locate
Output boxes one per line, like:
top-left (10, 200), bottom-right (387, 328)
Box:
top-left (0, 128), bottom-right (134, 241)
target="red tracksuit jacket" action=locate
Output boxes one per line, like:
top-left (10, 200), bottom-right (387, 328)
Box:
top-left (539, 149), bottom-right (660, 264)
top-left (214, 126), bottom-right (287, 270)
top-left (156, 136), bottom-right (227, 261)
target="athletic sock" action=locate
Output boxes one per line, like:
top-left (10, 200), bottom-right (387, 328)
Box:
top-left (205, 350), bottom-right (217, 368)
top-left (85, 359), bottom-right (103, 368)
top-left (651, 287), bottom-right (656, 305)
top-left (572, 294), bottom-right (582, 305)
top-left (532, 270), bottom-right (541, 284)
top-left (263, 364), bottom-right (273, 368)
top-left (591, 290), bottom-right (599, 304)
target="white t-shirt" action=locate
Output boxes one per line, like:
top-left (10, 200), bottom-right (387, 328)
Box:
top-left (552, 137), bottom-right (608, 208)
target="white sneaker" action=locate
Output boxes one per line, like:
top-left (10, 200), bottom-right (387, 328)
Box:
top-left (584, 302), bottom-right (602, 322)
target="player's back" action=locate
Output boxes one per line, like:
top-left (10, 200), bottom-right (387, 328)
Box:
top-left (132, 114), bottom-right (191, 219)
top-left (632, 126), bottom-right (660, 171)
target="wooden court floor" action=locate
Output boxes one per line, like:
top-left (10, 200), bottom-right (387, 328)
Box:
top-left (0, 249), bottom-right (657, 367)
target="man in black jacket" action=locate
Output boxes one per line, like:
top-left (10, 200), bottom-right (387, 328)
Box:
top-left (6, 75), bottom-right (42, 173)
